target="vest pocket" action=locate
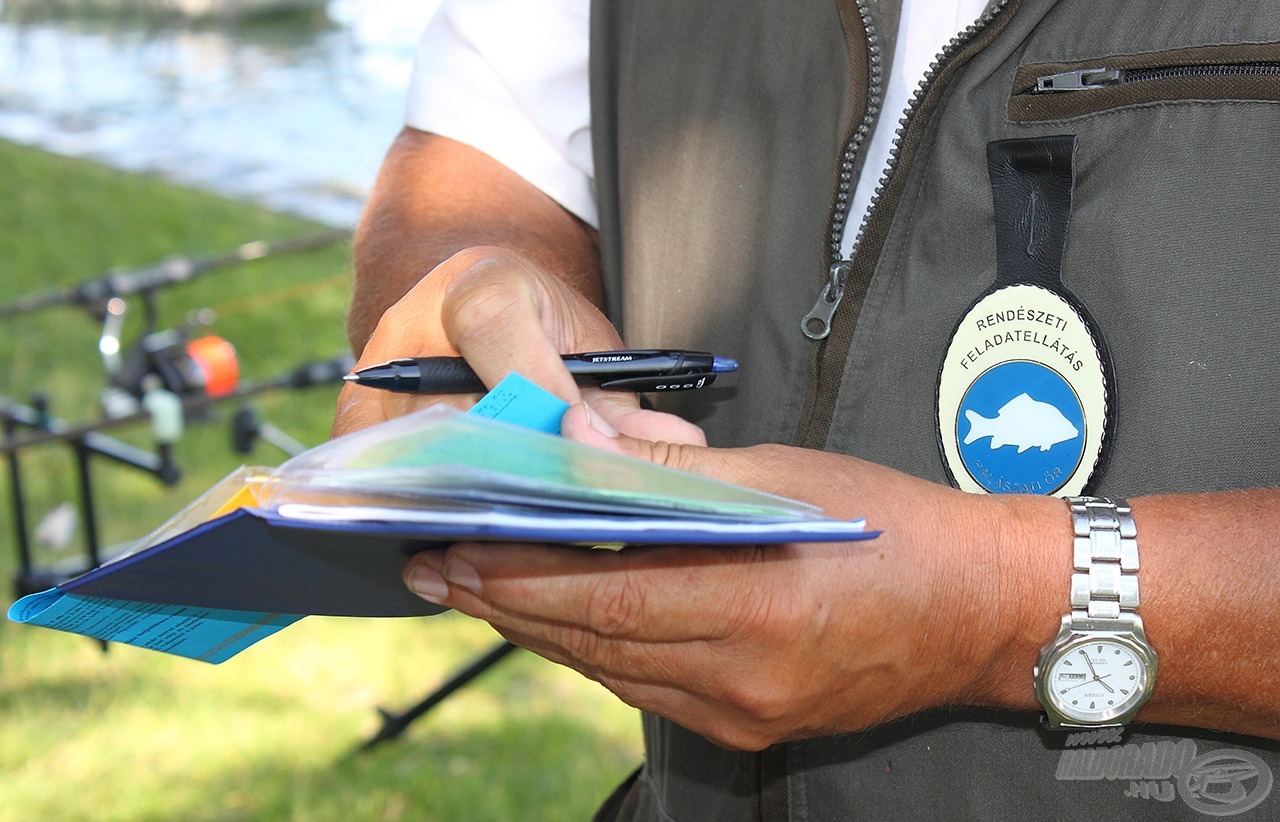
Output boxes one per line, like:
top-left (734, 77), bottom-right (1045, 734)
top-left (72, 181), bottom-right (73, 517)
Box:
top-left (1007, 42), bottom-right (1280, 122)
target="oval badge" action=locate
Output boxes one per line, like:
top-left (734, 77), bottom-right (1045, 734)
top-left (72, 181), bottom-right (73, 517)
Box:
top-left (937, 283), bottom-right (1109, 496)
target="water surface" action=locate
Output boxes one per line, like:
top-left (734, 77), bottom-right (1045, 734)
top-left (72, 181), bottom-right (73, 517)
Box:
top-left (0, 0), bottom-right (438, 225)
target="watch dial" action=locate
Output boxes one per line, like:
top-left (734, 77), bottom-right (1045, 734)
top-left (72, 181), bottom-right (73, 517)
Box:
top-left (1047, 639), bottom-right (1148, 723)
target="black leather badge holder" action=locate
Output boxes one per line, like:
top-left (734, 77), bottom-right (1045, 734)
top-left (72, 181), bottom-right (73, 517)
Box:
top-left (936, 135), bottom-right (1113, 496)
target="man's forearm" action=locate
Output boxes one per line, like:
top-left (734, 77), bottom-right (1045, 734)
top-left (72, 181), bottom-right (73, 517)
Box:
top-left (987, 488), bottom-right (1280, 739)
top-left (348, 127), bottom-right (602, 356)
top-left (1133, 489), bottom-right (1280, 736)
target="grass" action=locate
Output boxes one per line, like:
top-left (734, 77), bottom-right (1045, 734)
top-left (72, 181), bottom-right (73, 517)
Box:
top-left (0, 140), bottom-right (642, 820)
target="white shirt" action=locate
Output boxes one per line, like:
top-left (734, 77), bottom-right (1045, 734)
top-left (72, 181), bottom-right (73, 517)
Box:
top-left (405, 0), bottom-right (987, 257)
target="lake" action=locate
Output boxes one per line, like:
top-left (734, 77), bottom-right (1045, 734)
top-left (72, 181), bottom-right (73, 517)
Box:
top-left (0, 0), bottom-right (440, 226)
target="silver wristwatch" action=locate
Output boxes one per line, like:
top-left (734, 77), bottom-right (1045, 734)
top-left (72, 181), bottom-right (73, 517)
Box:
top-left (1034, 496), bottom-right (1159, 728)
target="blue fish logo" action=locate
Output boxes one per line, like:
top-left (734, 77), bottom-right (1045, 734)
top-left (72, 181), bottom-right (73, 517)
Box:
top-left (963, 392), bottom-right (1080, 453)
top-left (954, 361), bottom-right (1089, 494)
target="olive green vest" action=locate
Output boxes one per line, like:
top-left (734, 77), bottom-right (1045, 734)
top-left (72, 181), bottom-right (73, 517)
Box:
top-left (590, 0), bottom-right (1280, 818)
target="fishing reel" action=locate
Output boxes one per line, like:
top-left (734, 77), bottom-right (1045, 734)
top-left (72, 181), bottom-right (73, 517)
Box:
top-left (97, 297), bottom-right (239, 419)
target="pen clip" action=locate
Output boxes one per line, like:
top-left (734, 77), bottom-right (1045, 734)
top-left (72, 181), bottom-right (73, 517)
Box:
top-left (597, 374), bottom-right (718, 392)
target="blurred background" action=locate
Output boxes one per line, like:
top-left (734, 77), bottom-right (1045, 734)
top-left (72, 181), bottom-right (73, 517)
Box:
top-left (0, 0), bottom-right (425, 226)
top-left (0, 2), bottom-right (641, 819)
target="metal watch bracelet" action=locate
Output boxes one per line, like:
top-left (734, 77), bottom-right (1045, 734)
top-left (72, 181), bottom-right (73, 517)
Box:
top-left (1036, 496), bottom-right (1157, 728)
top-left (1066, 496), bottom-right (1140, 630)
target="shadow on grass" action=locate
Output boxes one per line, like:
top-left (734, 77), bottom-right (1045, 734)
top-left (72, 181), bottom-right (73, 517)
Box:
top-left (66, 712), bottom-right (640, 822)
top-left (0, 665), bottom-right (303, 717)
top-left (2, 618), bottom-right (643, 821)
top-left (0, 670), bottom-right (122, 714)
top-left (325, 716), bottom-right (638, 820)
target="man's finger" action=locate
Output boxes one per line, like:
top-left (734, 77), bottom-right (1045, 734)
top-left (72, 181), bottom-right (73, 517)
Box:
top-left (441, 250), bottom-right (597, 403)
top-left (486, 623), bottom-right (723, 695)
top-left (563, 402), bottom-right (707, 455)
top-left (490, 623), bottom-right (795, 750)
top-left (331, 380), bottom-right (480, 438)
top-left (406, 541), bottom-right (790, 643)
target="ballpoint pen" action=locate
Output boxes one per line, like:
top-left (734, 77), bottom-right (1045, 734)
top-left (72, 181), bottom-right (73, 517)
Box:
top-left (344, 349), bottom-right (739, 394)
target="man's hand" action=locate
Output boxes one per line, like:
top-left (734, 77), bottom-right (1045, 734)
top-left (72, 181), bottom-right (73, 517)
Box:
top-left (332, 246), bottom-right (705, 447)
top-left (400, 401), bottom-right (1280, 744)
top-left (400, 410), bottom-right (1065, 750)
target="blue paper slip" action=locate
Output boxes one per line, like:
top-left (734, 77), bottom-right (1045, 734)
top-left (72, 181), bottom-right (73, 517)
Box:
top-left (8, 589), bottom-right (299, 664)
top-left (467, 372), bottom-right (570, 434)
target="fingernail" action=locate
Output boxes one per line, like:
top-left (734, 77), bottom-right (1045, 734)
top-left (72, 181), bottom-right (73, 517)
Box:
top-left (443, 557), bottom-right (482, 594)
top-left (584, 402), bottom-right (618, 438)
top-left (406, 563), bottom-right (449, 603)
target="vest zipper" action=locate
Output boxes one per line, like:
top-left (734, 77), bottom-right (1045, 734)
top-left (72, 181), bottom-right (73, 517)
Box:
top-left (801, 259), bottom-right (854, 340)
top-left (1035, 62), bottom-right (1280, 92)
top-left (794, 0), bottom-right (1021, 450)
top-left (800, 0), bottom-right (882, 342)
top-left (1009, 45), bottom-right (1280, 122)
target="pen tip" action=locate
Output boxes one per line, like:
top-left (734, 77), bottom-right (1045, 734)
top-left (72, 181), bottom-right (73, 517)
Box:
top-left (342, 373), bottom-right (359, 382)
top-left (712, 357), bottom-right (739, 374)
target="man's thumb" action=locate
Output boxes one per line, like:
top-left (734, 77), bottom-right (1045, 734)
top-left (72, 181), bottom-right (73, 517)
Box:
top-left (561, 402), bottom-right (709, 475)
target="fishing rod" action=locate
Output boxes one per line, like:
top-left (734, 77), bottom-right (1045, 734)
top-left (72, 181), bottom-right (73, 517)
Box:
top-left (0, 229), bottom-right (349, 320)
top-left (2, 228), bottom-right (352, 644)
top-left (0, 353), bottom-right (352, 455)
top-left (2, 352), bottom-right (353, 598)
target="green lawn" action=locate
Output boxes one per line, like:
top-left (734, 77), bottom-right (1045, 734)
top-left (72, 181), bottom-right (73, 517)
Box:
top-left (0, 140), bottom-right (641, 821)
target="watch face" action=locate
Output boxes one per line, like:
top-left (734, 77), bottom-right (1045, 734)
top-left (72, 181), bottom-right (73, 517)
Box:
top-left (1044, 637), bottom-right (1151, 724)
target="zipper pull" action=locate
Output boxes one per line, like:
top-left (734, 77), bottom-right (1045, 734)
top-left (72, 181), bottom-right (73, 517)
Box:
top-left (1035, 67), bottom-right (1123, 92)
top-left (801, 261), bottom-right (850, 341)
